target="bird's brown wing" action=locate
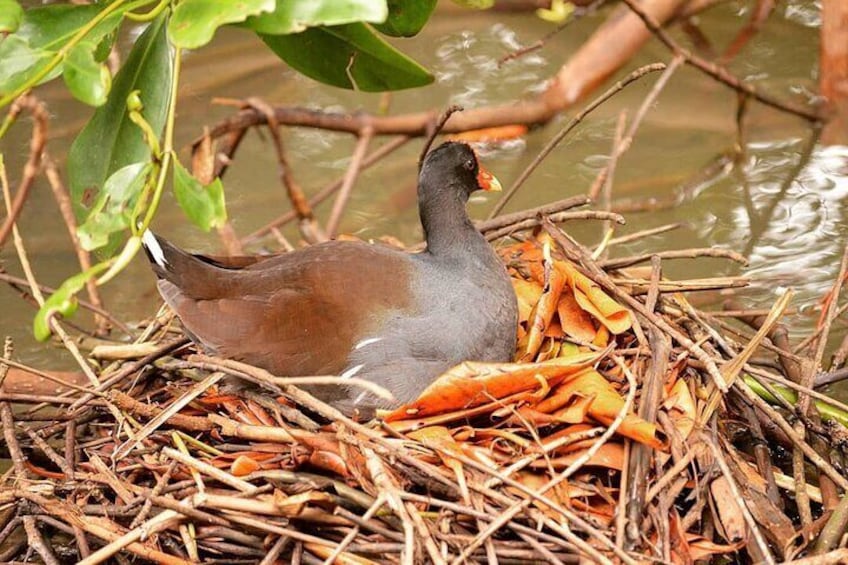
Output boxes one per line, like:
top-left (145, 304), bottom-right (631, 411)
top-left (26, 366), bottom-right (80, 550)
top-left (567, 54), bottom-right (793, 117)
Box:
top-left (158, 241), bottom-right (414, 376)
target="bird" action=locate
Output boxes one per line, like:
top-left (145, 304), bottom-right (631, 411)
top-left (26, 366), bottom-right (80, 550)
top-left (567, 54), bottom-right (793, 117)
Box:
top-left (142, 141), bottom-right (518, 417)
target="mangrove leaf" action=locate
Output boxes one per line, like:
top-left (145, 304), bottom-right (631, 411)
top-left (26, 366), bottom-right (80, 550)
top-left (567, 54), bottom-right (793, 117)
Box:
top-left (169, 0), bottom-right (275, 49)
top-left (67, 16), bottom-right (172, 222)
top-left (373, 0), bottom-right (436, 37)
top-left (77, 162), bottom-right (151, 251)
top-left (63, 41), bottom-right (111, 106)
top-left (260, 23), bottom-right (432, 91)
top-left (245, 0), bottom-right (387, 35)
top-left (173, 160), bottom-right (227, 231)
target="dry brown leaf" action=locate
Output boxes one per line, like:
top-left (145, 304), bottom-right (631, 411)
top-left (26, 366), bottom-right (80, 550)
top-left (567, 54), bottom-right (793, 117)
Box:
top-left (384, 352), bottom-right (603, 422)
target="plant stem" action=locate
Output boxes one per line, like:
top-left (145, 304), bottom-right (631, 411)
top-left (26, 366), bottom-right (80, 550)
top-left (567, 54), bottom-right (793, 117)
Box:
top-left (744, 375), bottom-right (848, 428)
top-left (139, 46), bottom-right (181, 233)
top-left (125, 0), bottom-right (170, 22)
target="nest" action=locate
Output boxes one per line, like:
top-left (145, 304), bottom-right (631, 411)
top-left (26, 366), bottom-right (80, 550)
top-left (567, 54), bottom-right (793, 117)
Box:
top-left (2, 214), bottom-right (848, 565)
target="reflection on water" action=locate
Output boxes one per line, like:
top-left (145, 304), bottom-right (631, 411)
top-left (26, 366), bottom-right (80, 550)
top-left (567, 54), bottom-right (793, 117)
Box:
top-left (436, 24), bottom-right (548, 107)
top-left (1, 3), bottom-right (846, 400)
top-left (741, 143), bottom-right (848, 310)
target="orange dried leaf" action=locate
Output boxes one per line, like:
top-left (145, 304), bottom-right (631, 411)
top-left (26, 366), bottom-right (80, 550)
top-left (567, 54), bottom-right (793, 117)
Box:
top-left (557, 288), bottom-right (598, 343)
top-left (508, 472), bottom-right (587, 523)
top-left (230, 455), bottom-right (260, 476)
top-left (500, 239), bottom-right (545, 282)
top-left (664, 376), bottom-right (696, 440)
top-left (384, 352), bottom-right (603, 422)
top-left (408, 426), bottom-right (466, 487)
top-left (534, 442), bottom-right (625, 471)
top-left (592, 324), bottom-right (610, 347)
top-left (448, 124), bottom-right (529, 143)
top-left (309, 450), bottom-right (350, 477)
top-left (386, 390), bottom-right (538, 432)
top-left (559, 261), bottom-right (632, 334)
top-left (549, 394), bottom-right (595, 424)
top-left (246, 398), bottom-right (277, 426)
top-left (542, 370), bottom-right (664, 448)
top-left (513, 471), bottom-right (596, 499)
top-left (687, 536), bottom-right (746, 561)
top-left (518, 256), bottom-right (567, 362)
top-left (197, 393), bottom-right (241, 405)
top-left (512, 278), bottom-right (543, 323)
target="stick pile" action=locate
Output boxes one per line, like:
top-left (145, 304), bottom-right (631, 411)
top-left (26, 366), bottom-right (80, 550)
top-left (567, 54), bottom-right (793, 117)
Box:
top-left (2, 212), bottom-right (847, 565)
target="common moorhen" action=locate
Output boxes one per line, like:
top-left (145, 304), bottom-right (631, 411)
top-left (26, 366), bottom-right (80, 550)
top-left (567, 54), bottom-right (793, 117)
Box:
top-left (142, 142), bottom-right (518, 415)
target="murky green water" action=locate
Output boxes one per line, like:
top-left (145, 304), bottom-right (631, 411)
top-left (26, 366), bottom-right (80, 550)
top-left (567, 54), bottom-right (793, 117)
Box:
top-left (2, 2), bottom-right (846, 396)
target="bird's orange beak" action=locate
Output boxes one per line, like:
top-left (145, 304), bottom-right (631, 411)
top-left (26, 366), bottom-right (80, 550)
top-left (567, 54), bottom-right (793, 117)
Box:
top-left (477, 165), bottom-right (502, 192)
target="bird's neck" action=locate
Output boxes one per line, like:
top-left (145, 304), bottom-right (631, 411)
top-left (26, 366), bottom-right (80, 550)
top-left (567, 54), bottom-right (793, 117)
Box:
top-left (419, 185), bottom-right (485, 259)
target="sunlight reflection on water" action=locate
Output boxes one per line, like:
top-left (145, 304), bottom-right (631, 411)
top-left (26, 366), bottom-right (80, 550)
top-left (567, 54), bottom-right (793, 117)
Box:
top-left (731, 143), bottom-right (848, 310)
top-left (435, 24), bottom-right (548, 108)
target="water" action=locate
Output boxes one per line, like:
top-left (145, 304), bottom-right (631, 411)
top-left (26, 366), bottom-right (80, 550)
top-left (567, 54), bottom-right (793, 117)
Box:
top-left (2, 2), bottom-right (846, 398)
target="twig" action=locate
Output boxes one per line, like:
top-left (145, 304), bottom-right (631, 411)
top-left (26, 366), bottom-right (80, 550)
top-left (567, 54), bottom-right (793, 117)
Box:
top-left (0, 95), bottom-right (46, 249)
top-left (418, 105), bottom-right (463, 170)
top-left (243, 136), bottom-right (411, 243)
top-left (245, 98), bottom-right (325, 243)
top-left (487, 63), bottom-right (666, 218)
top-left (42, 152), bottom-right (109, 335)
top-left (485, 210), bottom-right (625, 241)
top-left (624, 255), bottom-right (667, 549)
top-left (542, 217), bottom-right (728, 390)
top-left (618, 0), bottom-right (821, 121)
top-left (477, 195), bottom-right (589, 233)
top-left (326, 127), bottom-right (373, 237)
top-left (0, 270), bottom-right (131, 335)
top-left (498, 0), bottom-right (608, 66)
top-left (22, 516), bottom-right (60, 565)
top-left (587, 54), bottom-right (685, 204)
top-left (599, 247), bottom-right (748, 269)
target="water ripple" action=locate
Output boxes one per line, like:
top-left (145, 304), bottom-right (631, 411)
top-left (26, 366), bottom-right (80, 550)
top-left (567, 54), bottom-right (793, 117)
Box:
top-left (724, 141), bottom-right (848, 308)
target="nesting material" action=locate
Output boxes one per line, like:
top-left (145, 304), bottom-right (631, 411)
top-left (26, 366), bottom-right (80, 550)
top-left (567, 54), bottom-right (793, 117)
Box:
top-left (1, 223), bottom-right (847, 565)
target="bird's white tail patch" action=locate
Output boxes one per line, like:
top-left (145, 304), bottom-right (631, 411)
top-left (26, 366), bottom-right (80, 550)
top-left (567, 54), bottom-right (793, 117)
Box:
top-left (354, 337), bottom-right (383, 350)
top-left (142, 230), bottom-right (168, 267)
top-left (340, 364), bottom-right (364, 380)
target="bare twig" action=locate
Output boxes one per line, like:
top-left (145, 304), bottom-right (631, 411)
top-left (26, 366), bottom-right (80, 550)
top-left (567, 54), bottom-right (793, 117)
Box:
top-left (618, 0), bottom-right (821, 121)
top-left (488, 63), bottom-right (665, 218)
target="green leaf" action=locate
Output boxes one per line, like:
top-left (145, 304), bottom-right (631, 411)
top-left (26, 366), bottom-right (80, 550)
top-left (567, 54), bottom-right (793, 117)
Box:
top-left (0, 34), bottom-right (53, 96)
top-left (169, 0), bottom-right (275, 49)
top-left (63, 41), bottom-right (111, 106)
top-left (373, 0), bottom-right (436, 37)
top-left (0, 3), bottom-right (123, 97)
top-left (246, 0), bottom-right (387, 35)
top-left (68, 16), bottom-right (172, 224)
top-left (173, 160), bottom-right (227, 231)
top-left (33, 263), bottom-right (109, 342)
top-left (0, 0), bottom-right (23, 33)
top-left (96, 235), bottom-right (142, 286)
top-left (261, 23), bottom-right (432, 91)
top-left (16, 4), bottom-right (111, 50)
top-left (77, 162), bottom-right (151, 251)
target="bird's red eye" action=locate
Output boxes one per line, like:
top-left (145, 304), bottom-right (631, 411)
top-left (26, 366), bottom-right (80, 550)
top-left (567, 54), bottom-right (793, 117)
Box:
top-left (464, 160), bottom-right (475, 171)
